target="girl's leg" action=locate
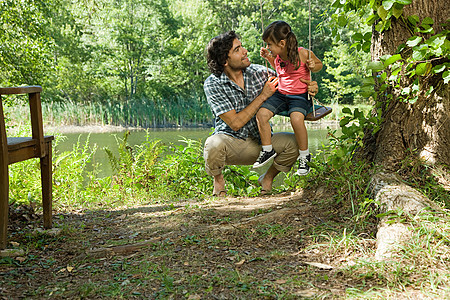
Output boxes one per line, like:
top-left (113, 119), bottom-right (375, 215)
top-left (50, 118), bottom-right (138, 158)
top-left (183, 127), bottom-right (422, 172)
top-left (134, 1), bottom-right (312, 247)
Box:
top-left (254, 107), bottom-right (277, 168)
top-left (256, 108), bottom-right (274, 146)
top-left (290, 111), bottom-right (311, 175)
top-left (289, 111), bottom-right (308, 151)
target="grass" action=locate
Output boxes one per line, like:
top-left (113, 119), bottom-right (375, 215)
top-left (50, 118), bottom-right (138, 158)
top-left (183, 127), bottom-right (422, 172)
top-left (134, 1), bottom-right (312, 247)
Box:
top-left (5, 98), bottom-right (372, 129)
top-left (1, 105), bottom-right (449, 298)
top-left (4, 94), bottom-right (212, 128)
top-left (2, 192), bottom-right (449, 298)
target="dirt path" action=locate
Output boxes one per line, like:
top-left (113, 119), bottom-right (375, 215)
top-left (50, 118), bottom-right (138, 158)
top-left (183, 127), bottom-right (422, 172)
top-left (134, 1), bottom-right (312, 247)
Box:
top-left (1, 189), bottom-right (378, 299)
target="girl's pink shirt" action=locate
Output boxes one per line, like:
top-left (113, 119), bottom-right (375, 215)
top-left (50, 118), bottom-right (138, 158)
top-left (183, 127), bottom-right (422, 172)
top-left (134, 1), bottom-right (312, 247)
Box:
top-left (274, 47), bottom-right (310, 95)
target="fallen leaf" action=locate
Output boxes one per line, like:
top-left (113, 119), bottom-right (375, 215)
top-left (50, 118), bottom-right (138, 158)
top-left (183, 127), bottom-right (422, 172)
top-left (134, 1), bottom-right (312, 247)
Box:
top-left (235, 259), bottom-right (245, 267)
top-left (275, 279), bottom-right (287, 284)
top-left (67, 266), bottom-right (74, 272)
top-left (303, 261), bottom-right (333, 270)
top-left (15, 257), bottom-right (26, 263)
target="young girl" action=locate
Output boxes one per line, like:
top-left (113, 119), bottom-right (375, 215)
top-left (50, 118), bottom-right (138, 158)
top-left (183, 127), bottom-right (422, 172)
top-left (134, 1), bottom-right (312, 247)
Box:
top-left (253, 20), bottom-right (322, 176)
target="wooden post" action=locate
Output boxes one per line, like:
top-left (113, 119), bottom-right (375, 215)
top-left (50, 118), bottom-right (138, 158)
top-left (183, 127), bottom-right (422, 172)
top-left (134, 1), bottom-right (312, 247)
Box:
top-left (41, 141), bottom-right (52, 229)
top-left (29, 92), bottom-right (45, 158)
top-left (0, 96), bottom-right (9, 249)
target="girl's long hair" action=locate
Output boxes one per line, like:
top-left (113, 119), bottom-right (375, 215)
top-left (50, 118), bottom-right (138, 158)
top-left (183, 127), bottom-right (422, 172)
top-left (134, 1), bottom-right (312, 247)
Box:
top-left (262, 21), bottom-right (300, 70)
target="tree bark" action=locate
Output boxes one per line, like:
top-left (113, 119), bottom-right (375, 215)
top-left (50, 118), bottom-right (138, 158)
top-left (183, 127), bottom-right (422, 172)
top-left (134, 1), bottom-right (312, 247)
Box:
top-left (360, 0), bottom-right (450, 171)
top-left (358, 0), bottom-right (450, 261)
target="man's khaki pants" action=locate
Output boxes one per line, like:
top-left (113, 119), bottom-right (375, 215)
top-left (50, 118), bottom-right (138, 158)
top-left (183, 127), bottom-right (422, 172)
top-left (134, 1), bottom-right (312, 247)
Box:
top-left (203, 132), bottom-right (299, 176)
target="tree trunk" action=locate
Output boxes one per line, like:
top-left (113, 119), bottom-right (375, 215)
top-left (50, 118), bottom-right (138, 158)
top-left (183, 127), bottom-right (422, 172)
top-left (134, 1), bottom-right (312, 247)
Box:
top-left (360, 0), bottom-right (450, 172)
top-left (357, 0), bottom-right (449, 260)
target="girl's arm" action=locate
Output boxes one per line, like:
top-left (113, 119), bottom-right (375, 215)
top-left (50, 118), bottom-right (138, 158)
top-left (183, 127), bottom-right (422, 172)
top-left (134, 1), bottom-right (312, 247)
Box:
top-left (260, 47), bottom-right (276, 69)
top-left (299, 48), bottom-right (323, 73)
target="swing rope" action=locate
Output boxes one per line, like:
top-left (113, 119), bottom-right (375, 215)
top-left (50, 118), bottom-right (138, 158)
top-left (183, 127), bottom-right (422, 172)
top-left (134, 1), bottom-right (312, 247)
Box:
top-left (307, 0), bottom-right (317, 117)
top-left (259, 0), bottom-right (269, 77)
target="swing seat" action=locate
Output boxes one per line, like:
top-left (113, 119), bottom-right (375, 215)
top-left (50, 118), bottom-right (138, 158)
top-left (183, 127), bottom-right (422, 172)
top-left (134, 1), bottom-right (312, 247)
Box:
top-left (278, 104), bottom-right (332, 121)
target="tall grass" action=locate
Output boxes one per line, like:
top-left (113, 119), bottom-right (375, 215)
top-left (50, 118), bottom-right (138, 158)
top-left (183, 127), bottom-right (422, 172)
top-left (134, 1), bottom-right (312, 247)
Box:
top-left (5, 92), bottom-right (373, 129)
top-left (40, 93), bottom-right (213, 128)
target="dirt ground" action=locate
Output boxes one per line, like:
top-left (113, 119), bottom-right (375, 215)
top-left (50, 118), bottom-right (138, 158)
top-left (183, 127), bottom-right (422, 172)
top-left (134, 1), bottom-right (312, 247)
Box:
top-left (1, 188), bottom-right (381, 299)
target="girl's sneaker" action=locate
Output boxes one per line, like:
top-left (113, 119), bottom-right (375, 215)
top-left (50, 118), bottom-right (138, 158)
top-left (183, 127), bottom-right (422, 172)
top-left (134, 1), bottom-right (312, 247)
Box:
top-left (253, 149), bottom-right (277, 168)
top-left (296, 154), bottom-right (311, 175)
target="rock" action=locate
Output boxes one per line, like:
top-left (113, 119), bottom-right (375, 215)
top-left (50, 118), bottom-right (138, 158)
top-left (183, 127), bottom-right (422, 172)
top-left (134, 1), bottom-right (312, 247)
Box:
top-left (34, 227), bottom-right (62, 236)
top-left (0, 248), bottom-right (25, 257)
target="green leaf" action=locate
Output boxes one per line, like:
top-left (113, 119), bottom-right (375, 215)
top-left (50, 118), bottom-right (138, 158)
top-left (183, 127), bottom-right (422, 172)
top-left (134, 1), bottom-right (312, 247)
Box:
top-left (408, 15), bottom-right (420, 26)
top-left (362, 41), bottom-right (371, 52)
top-left (421, 17), bottom-right (434, 26)
top-left (392, 4), bottom-right (403, 19)
top-left (339, 118), bottom-right (350, 127)
top-left (426, 36), bottom-right (446, 49)
top-left (331, 0), bottom-right (343, 8)
top-left (367, 61), bottom-right (384, 71)
top-left (377, 6), bottom-right (388, 21)
top-left (363, 77), bottom-right (375, 86)
top-left (396, 43), bottom-right (406, 53)
top-left (443, 71), bottom-right (450, 84)
top-left (395, 0), bottom-right (412, 4)
top-left (352, 33), bottom-right (364, 41)
top-left (417, 25), bottom-right (434, 34)
top-left (415, 62), bottom-right (431, 76)
top-left (401, 87), bottom-right (411, 95)
top-left (361, 86), bottom-right (375, 97)
top-left (432, 64), bottom-right (446, 74)
top-left (366, 14), bottom-right (378, 25)
top-left (382, 0), bottom-right (395, 10)
top-left (249, 175), bottom-right (259, 181)
top-left (342, 107), bottom-right (352, 114)
top-left (338, 15), bottom-right (347, 26)
top-left (350, 42), bottom-right (359, 49)
top-left (406, 36), bottom-right (422, 47)
top-left (408, 96), bottom-right (418, 104)
top-left (412, 48), bottom-right (427, 61)
top-left (383, 54), bottom-right (402, 67)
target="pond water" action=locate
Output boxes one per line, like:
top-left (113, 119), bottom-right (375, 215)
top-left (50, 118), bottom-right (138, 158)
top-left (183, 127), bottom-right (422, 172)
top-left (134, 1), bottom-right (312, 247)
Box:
top-left (54, 124), bottom-right (337, 178)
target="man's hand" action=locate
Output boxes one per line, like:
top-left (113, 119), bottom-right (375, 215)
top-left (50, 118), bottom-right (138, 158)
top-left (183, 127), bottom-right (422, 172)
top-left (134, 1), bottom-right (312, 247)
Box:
top-left (261, 76), bottom-right (278, 99)
top-left (299, 78), bottom-right (318, 96)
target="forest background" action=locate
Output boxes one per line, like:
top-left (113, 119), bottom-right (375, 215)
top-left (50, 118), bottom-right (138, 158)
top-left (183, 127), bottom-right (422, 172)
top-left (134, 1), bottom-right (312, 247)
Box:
top-left (0, 0), bottom-right (370, 128)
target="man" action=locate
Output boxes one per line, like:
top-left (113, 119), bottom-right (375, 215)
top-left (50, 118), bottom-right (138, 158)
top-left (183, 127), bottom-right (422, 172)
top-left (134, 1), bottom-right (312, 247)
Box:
top-left (203, 31), bottom-right (318, 196)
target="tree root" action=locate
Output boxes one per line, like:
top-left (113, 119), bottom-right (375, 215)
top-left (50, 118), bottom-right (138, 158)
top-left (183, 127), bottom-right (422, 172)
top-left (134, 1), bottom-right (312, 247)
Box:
top-left (369, 172), bottom-right (443, 260)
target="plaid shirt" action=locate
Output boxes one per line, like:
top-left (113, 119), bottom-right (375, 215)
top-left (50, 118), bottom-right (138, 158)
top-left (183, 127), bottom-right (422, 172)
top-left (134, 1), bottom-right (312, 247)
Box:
top-left (204, 64), bottom-right (275, 140)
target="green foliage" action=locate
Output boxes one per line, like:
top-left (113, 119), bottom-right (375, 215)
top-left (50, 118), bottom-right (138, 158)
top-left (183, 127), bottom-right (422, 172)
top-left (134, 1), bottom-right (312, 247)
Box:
top-left (0, 0), bottom-right (54, 86)
top-left (332, 0), bottom-right (449, 104)
top-left (290, 106), bottom-right (382, 225)
top-left (104, 133), bottom-right (264, 199)
top-left (1, 0), bottom-right (377, 124)
top-left (322, 42), bottom-right (370, 104)
top-left (104, 131), bottom-right (163, 191)
top-left (222, 165), bottom-right (262, 197)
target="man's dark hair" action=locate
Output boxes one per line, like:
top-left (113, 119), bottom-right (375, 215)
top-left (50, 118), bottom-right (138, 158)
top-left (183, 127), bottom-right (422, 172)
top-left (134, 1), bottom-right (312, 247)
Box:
top-left (206, 31), bottom-right (239, 77)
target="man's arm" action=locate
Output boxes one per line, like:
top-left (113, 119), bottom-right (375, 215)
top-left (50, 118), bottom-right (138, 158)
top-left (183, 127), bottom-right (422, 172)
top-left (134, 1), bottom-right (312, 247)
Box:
top-left (220, 77), bottom-right (278, 131)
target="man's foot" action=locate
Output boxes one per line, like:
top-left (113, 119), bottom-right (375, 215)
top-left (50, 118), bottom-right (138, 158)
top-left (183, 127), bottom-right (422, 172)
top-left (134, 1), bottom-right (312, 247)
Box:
top-left (253, 149), bottom-right (277, 168)
top-left (213, 174), bottom-right (226, 197)
top-left (296, 154), bottom-right (311, 176)
top-left (258, 173), bottom-right (273, 195)
top-left (212, 190), bottom-right (227, 197)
